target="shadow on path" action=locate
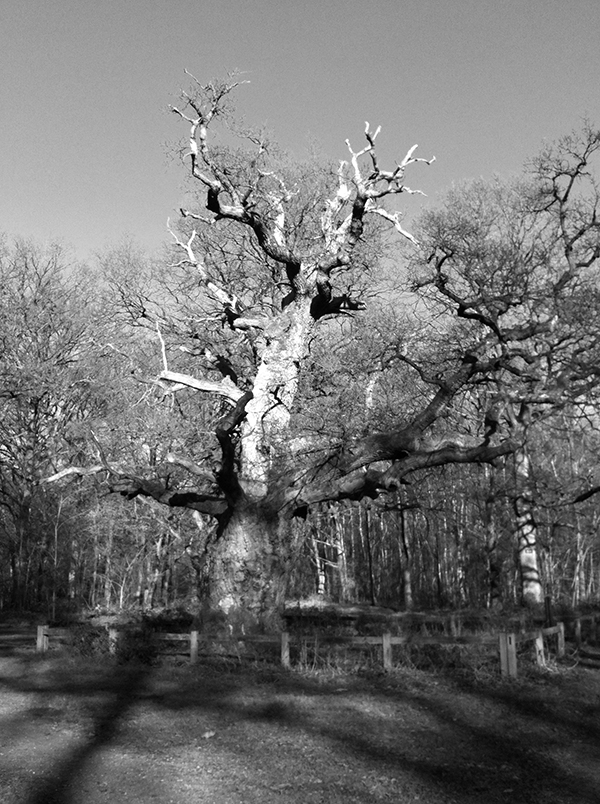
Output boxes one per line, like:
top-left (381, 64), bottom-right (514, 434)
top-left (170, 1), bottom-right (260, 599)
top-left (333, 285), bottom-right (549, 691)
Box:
top-left (0, 655), bottom-right (149, 804)
top-left (1, 652), bottom-right (599, 804)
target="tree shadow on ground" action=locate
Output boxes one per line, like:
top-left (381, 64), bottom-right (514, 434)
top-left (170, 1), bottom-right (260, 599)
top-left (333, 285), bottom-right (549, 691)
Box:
top-left (363, 670), bottom-right (600, 803)
top-left (268, 671), bottom-right (596, 802)
top-left (1, 652), bottom-right (599, 804)
top-left (137, 658), bottom-right (600, 803)
top-left (0, 654), bottom-right (150, 804)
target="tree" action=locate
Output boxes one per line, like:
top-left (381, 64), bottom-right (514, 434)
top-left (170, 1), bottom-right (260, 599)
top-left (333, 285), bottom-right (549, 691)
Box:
top-left (0, 239), bottom-right (105, 610)
top-left (411, 122), bottom-right (600, 604)
top-left (50, 77), bottom-right (600, 626)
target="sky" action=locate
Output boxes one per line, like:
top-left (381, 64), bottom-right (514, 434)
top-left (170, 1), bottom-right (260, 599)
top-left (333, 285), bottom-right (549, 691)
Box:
top-left (1, 0), bottom-right (599, 262)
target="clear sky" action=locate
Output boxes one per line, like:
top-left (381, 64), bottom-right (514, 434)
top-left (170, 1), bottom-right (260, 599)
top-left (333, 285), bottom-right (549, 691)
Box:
top-left (1, 0), bottom-right (598, 261)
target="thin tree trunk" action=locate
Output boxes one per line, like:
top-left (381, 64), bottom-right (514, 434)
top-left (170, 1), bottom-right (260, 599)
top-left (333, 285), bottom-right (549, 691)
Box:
top-left (148, 532), bottom-right (165, 607)
top-left (572, 522), bottom-right (587, 607)
top-left (361, 504), bottom-right (376, 605)
top-left (330, 503), bottom-right (351, 602)
top-left (311, 523), bottom-right (326, 596)
top-left (104, 520), bottom-right (114, 610)
top-left (399, 506), bottom-right (414, 610)
top-left (484, 465), bottom-right (502, 609)
top-left (9, 546), bottom-right (19, 609)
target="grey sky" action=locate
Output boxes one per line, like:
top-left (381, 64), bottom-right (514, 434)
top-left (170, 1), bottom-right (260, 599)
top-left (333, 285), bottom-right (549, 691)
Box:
top-left (1, 0), bottom-right (598, 261)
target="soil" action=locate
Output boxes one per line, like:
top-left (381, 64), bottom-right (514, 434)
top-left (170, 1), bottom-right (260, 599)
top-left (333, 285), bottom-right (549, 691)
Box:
top-left (1, 628), bottom-right (600, 803)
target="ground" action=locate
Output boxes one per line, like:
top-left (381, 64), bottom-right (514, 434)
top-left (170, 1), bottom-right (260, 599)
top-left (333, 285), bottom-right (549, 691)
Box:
top-left (1, 628), bottom-right (600, 803)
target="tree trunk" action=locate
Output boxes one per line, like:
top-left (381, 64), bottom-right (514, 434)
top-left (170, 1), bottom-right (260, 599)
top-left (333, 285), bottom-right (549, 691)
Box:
top-left (239, 299), bottom-right (314, 495)
top-left (484, 466), bottom-right (502, 609)
top-left (330, 504), bottom-right (352, 602)
top-left (360, 504), bottom-right (376, 605)
top-left (514, 449), bottom-right (543, 605)
top-left (572, 522), bottom-right (587, 608)
top-left (311, 529), bottom-right (327, 596)
top-left (398, 506), bottom-right (414, 611)
top-left (90, 527), bottom-right (99, 608)
top-left (9, 546), bottom-right (19, 609)
top-left (201, 505), bottom-right (288, 634)
top-left (104, 520), bottom-right (114, 610)
top-left (197, 299), bottom-right (314, 629)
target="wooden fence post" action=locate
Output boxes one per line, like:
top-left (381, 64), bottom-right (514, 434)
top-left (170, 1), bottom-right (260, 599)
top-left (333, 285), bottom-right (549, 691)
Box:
top-left (189, 630), bottom-right (199, 664)
top-left (557, 622), bottom-right (565, 658)
top-left (533, 632), bottom-right (545, 666)
top-left (499, 632), bottom-right (517, 678)
top-left (108, 628), bottom-right (119, 655)
top-left (499, 632), bottom-right (507, 676)
top-left (36, 625), bottom-right (49, 653)
top-left (281, 631), bottom-right (290, 669)
top-left (382, 631), bottom-right (392, 671)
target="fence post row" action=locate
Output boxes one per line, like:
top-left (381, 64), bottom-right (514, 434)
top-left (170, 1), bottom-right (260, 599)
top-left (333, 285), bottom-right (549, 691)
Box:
top-left (33, 618), bottom-right (572, 675)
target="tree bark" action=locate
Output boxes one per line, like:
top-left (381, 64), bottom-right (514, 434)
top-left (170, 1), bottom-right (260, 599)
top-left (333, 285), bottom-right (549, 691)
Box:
top-left (330, 504), bottom-right (352, 602)
top-left (104, 521), bottom-right (114, 610)
top-left (398, 506), bottom-right (414, 610)
top-left (484, 465), bottom-right (502, 609)
top-left (200, 505), bottom-right (287, 634)
top-left (514, 449), bottom-right (543, 605)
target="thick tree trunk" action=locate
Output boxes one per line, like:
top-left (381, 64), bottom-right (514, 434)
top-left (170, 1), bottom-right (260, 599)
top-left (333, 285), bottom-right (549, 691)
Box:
top-left (197, 298), bottom-right (314, 631)
top-left (201, 505), bottom-right (288, 634)
top-left (240, 298), bottom-right (314, 495)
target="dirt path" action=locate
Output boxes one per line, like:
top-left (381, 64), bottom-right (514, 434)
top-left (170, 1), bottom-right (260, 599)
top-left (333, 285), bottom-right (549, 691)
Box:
top-left (0, 646), bottom-right (599, 803)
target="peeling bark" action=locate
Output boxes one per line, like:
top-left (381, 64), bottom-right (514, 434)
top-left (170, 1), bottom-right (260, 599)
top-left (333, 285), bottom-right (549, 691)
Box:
top-left (239, 296), bottom-right (314, 494)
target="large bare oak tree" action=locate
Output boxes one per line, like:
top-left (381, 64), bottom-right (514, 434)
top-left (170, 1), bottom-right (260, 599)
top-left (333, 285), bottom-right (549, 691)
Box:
top-left (50, 77), bottom-right (600, 623)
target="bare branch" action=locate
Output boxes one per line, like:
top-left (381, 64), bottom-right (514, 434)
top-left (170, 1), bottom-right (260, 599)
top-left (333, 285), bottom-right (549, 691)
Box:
top-left (158, 369), bottom-right (245, 404)
top-left (166, 219), bottom-right (241, 311)
top-left (41, 465), bottom-right (105, 484)
top-left (156, 322), bottom-right (169, 371)
top-left (107, 474), bottom-right (228, 516)
top-left (165, 452), bottom-right (217, 484)
top-left (320, 125), bottom-right (434, 272)
top-left (368, 207), bottom-right (419, 244)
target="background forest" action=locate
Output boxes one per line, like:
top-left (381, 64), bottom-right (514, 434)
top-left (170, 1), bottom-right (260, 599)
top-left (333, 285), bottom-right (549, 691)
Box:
top-left (1, 82), bottom-right (600, 626)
